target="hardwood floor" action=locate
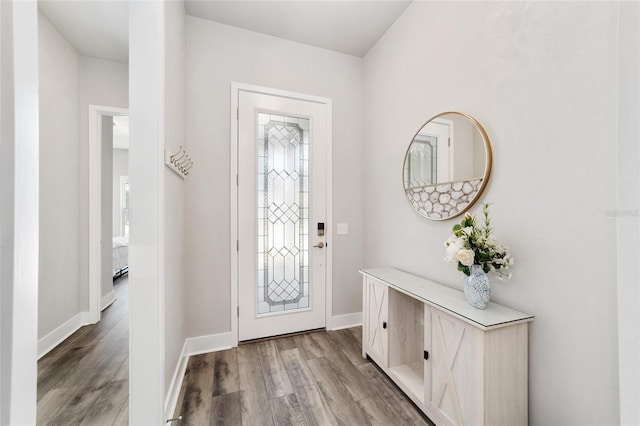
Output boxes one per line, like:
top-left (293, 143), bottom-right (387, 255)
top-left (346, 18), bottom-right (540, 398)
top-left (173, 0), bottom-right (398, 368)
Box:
top-left (37, 275), bottom-right (129, 425)
top-left (173, 328), bottom-right (434, 426)
top-left (37, 278), bottom-right (433, 425)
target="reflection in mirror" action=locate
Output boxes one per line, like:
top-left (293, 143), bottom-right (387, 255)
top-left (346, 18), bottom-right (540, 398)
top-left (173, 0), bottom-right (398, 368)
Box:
top-left (403, 112), bottom-right (492, 220)
top-left (406, 134), bottom-right (437, 187)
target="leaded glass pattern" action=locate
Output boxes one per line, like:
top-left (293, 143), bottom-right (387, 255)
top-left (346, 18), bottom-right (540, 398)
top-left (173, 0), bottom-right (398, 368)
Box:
top-left (257, 113), bottom-right (310, 315)
top-left (405, 134), bottom-right (438, 188)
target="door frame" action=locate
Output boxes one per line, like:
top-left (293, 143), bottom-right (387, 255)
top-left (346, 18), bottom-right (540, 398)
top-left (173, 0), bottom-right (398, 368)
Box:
top-left (230, 82), bottom-right (333, 346)
top-left (88, 104), bottom-right (129, 324)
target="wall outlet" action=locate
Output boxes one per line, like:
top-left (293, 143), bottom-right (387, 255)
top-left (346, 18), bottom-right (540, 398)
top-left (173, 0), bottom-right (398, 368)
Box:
top-left (337, 223), bottom-right (349, 235)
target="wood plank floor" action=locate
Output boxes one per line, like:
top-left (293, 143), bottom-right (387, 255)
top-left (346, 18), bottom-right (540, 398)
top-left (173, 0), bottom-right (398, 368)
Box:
top-left (37, 275), bottom-right (129, 426)
top-left (37, 277), bottom-right (433, 425)
top-left (173, 328), bottom-right (435, 426)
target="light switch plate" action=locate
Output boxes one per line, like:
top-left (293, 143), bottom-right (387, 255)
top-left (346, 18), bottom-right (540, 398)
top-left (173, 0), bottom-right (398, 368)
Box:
top-left (337, 223), bottom-right (349, 235)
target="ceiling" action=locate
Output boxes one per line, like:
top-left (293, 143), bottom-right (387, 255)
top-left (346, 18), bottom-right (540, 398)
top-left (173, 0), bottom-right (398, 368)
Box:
top-left (38, 0), bottom-right (411, 62)
top-left (38, 0), bottom-right (129, 63)
top-left (184, 1), bottom-right (411, 57)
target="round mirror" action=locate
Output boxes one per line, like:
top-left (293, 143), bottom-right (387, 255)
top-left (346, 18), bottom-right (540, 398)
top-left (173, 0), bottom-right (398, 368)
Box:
top-left (402, 112), bottom-right (492, 220)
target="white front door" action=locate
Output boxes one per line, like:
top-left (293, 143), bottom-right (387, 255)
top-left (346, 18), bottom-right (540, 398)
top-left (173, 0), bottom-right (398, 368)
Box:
top-left (237, 88), bottom-right (329, 341)
top-left (429, 118), bottom-right (452, 183)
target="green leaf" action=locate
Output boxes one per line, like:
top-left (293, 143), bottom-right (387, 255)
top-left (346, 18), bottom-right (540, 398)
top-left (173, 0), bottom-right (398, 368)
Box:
top-left (458, 263), bottom-right (470, 276)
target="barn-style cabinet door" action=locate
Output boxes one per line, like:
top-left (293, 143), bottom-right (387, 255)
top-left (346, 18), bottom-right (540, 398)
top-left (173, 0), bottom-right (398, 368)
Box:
top-left (424, 305), bottom-right (484, 425)
top-left (364, 277), bottom-right (389, 366)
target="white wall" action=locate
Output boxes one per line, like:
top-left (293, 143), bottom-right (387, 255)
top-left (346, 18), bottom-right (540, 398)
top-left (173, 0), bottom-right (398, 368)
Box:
top-left (184, 16), bottom-right (364, 338)
top-left (38, 12), bottom-right (81, 338)
top-left (450, 114), bottom-right (474, 181)
top-left (163, 0), bottom-right (187, 406)
top-left (79, 57), bottom-right (128, 310)
top-left (473, 130), bottom-right (484, 177)
top-left (38, 14), bottom-right (129, 338)
top-left (616, 2), bottom-right (640, 424)
top-left (0, 4), bottom-right (6, 418)
top-left (0, 0), bottom-right (39, 423)
top-left (128, 0), bottom-right (185, 421)
top-left (112, 148), bottom-right (128, 237)
top-left (363, 2), bottom-right (620, 424)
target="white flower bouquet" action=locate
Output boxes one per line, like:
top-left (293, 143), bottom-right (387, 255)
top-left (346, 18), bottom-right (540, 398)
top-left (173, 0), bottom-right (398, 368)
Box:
top-left (444, 203), bottom-right (514, 279)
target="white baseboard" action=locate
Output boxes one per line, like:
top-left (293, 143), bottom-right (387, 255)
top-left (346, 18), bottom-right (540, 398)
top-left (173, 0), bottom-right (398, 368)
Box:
top-left (164, 339), bottom-right (189, 421)
top-left (164, 331), bottom-right (233, 419)
top-left (38, 311), bottom-right (91, 359)
top-left (101, 291), bottom-right (115, 311)
top-left (185, 331), bottom-right (234, 356)
top-left (328, 312), bottom-right (362, 330)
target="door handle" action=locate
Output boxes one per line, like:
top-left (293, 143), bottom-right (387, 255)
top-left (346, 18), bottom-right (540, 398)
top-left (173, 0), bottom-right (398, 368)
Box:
top-left (313, 242), bottom-right (325, 248)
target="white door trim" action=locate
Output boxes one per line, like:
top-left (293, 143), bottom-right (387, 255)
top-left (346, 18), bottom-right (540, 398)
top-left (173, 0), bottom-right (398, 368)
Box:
top-left (230, 82), bottom-right (333, 346)
top-left (88, 104), bottom-right (128, 324)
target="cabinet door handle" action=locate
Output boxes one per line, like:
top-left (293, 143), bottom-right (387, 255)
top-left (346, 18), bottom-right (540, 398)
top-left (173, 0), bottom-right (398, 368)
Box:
top-left (382, 321), bottom-right (387, 329)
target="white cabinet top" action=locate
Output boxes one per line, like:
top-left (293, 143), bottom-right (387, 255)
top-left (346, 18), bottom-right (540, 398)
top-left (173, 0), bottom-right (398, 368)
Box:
top-left (360, 268), bottom-right (534, 330)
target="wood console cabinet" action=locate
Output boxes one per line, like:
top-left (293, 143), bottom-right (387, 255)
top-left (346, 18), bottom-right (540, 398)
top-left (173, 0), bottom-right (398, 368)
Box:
top-left (361, 268), bottom-right (534, 426)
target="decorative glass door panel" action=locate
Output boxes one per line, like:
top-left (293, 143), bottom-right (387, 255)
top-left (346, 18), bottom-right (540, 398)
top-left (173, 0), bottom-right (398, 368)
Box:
top-left (257, 113), bottom-right (310, 315)
top-left (237, 88), bottom-right (328, 341)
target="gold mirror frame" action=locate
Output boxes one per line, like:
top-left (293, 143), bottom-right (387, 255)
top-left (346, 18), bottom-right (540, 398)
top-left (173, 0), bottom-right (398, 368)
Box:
top-left (402, 111), bottom-right (493, 221)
